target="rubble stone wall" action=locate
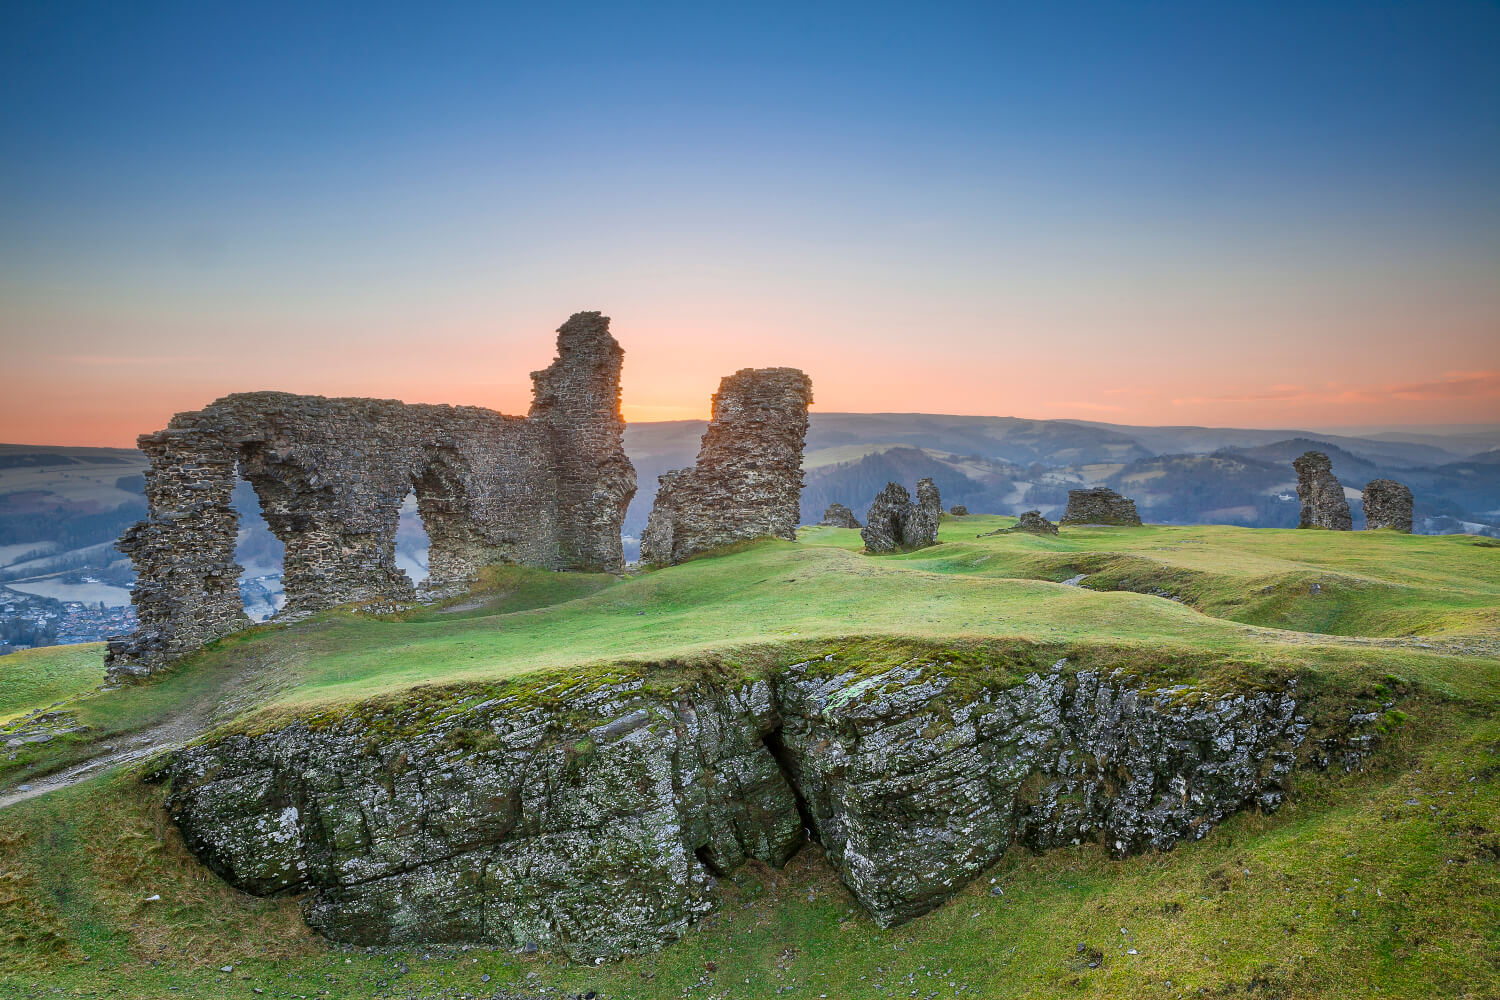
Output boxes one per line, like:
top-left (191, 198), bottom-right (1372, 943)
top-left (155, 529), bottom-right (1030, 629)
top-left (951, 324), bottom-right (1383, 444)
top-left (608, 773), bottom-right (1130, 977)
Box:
top-left (1362, 478), bottom-right (1413, 533)
top-left (641, 368), bottom-right (813, 566)
top-left (1294, 452), bottom-right (1352, 530)
top-left (860, 478), bottom-right (942, 553)
top-left (107, 313), bottom-right (635, 683)
top-left (1060, 487), bottom-right (1142, 526)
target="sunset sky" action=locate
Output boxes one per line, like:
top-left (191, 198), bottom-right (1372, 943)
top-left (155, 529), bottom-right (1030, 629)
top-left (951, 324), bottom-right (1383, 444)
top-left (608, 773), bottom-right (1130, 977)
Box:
top-left (2, 2), bottom-right (1498, 447)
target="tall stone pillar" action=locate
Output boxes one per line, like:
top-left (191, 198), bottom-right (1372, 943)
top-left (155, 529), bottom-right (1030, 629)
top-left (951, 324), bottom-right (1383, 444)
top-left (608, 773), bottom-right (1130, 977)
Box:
top-left (105, 428), bottom-right (248, 683)
top-left (529, 312), bottom-right (636, 572)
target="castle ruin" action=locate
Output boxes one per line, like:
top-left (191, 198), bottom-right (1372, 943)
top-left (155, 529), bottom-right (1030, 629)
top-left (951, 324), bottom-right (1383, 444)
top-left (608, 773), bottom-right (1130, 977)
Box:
top-left (1293, 451), bottom-right (1352, 531)
top-left (1362, 479), bottom-right (1413, 533)
top-left (107, 312), bottom-right (635, 682)
top-left (1060, 487), bottom-right (1141, 526)
top-left (640, 368), bottom-right (813, 566)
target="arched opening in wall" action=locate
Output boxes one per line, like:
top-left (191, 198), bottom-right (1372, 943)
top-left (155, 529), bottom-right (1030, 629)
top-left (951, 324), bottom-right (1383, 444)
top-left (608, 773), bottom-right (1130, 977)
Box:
top-left (397, 488), bottom-right (430, 588)
top-left (231, 470), bottom-right (285, 622)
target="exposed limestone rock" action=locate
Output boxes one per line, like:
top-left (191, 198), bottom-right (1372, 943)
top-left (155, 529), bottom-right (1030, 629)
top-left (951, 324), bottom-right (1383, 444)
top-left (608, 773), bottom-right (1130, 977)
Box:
top-left (1060, 487), bottom-right (1141, 526)
top-left (1014, 510), bottom-right (1059, 535)
top-left (1294, 452), bottom-right (1352, 531)
top-left (640, 369), bottom-right (813, 566)
top-left (107, 313), bottom-right (636, 683)
top-left (1363, 479), bottom-right (1413, 532)
top-left (948, 505), bottom-right (969, 516)
top-left (860, 479), bottom-right (940, 553)
top-left (819, 503), bottom-right (861, 528)
top-left (165, 655), bottom-right (1363, 958)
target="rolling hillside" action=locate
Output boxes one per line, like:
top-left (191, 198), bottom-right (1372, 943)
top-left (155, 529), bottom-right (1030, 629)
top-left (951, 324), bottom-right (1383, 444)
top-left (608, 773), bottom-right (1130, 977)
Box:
top-left (0, 519), bottom-right (1497, 998)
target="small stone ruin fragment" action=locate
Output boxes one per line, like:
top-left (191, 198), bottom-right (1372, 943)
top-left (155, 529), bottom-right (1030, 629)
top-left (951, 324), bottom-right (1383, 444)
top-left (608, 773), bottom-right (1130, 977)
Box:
top-left (819, 503), bottom-right (861, 528)
top-left (1293, 451), bottom-right (1352, 530)
top-left (1060, 487), bottom-right (1141, 526)
top-left (861, 478), bottom-right (942, 553)
top-left (1363, 479), bottom-right (1413, 533)
top-left (1013, 510), bottom-right (1060, 535)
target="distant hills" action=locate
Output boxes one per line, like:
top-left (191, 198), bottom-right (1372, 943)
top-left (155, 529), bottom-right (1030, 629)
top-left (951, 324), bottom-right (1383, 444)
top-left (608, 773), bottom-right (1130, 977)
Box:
top-left (622, 415), bottom-right (1500, 549)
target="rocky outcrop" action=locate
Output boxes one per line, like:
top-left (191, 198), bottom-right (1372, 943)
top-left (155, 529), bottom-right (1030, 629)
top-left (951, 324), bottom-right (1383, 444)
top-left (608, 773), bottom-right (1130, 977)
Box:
top-left (860, 479), bottom-right (941, 553)
top-left (1363, 479), bottom-right (1413, 532)
top-left (641, 369), bottom-right (813, 566)
top-left (1014, 510), bottom-right (1059, 535)
top-left (164, 653), bottom-right (1324, 959)
top-left (1060, 488), bottom-right (1141, 526)
top-left (819, 503), bottom-right (861, 528)
top-left (948, 505), bottom-right (969, 516)
top-left (1294, 452), bottom-right (1352, 531)
top-left (107, 313), bottom-right (636, 682)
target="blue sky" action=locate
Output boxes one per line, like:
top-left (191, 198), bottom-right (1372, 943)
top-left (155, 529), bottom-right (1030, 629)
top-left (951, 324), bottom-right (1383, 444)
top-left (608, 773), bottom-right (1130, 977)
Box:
top-left (2, 1), bottom-right (1498, 442)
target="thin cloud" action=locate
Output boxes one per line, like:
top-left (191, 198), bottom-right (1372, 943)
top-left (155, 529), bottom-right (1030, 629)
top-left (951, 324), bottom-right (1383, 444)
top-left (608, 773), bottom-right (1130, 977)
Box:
top-left (1172, 372), bottom-right (1500, 408)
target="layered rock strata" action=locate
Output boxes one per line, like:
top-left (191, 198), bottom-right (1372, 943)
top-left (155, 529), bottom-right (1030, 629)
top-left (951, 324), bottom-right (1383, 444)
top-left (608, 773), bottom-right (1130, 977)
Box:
top-left (1294, 452), bottom-right (1352, 530)
top-left (108, 313), bottom-right (635, 682)
top-left (819, 503), bottom-right (861, 528)
top-left (641, 369), bottom-right (813, 566)
top-left (164, 655), bottom-right (1347, 960)
top-left (1060, 488), bottom-right (1141, 526)
top-left (1363, 479), bottom-right (1413, 532)
top-left (860, 478), bottom-right (941, 553)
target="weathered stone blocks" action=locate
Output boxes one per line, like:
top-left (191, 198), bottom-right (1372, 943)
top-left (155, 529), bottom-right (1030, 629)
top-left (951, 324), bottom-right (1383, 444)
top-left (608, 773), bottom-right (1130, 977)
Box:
top-left (1363, 478), bottom-right (1413, 532)
top-left (819, 503), bottom-right (861, 528)
top-left (1060, 487), bottom-right (1141, 526)
top-left (641, 368), bottom-right (813, 566)
top-left (1014, 510), bottom-right (1059, 535)
top-left (108, 312), bottom-right (636, 682)
top-left (860, 478), bottom-right (941, 553)
top-left (1294, 451), bottom-right (1352, 530)
top-left (164, 655), bottom-right (1345, 958)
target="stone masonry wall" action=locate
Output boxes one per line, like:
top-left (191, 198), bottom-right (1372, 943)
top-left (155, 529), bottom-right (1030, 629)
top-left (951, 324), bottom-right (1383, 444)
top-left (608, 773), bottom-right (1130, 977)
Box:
top-left (640, 368), bottom-right (813, 566)
top-left (1060, 487), bottom-right (1142, 526)
top-left (107, 312), bottom-right (635, 683)
top-left (1294, 451), bottom-right (1352, 530)
top-left (1363, 478), bottom-right (1413, 532)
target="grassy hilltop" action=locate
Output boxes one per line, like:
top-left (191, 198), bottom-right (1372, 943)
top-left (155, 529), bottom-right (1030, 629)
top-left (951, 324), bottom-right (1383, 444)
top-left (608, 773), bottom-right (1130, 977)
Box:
top-left (1, 516), bottom-right (1497, 998)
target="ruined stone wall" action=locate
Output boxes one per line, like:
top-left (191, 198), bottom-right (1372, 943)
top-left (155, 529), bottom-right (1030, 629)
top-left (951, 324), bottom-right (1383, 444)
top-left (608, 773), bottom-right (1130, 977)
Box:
top-left (1294, 452), bottom-right (1352, 530)
top-left (860, 478), bottom-right (941, 553)
top-left (107, 313), bottom-right (635, 682)
top-left (1363, 479), bottom-right (1413, 532)
top-left (641, 368), bottom-right (813, 566)
top-left (1060, 487), bottom-right (1141, 526)
top-left (819, 503), bottom-right (861, 528)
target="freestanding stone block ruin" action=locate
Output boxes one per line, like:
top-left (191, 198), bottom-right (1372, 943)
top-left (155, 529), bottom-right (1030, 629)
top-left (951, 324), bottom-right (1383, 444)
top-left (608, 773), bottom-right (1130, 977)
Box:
top-left (1060, 487), bottom-right (1141, 526)
top-left (860, 478), bottom-right (942, 553)
top-left (1363, 479), bottom-right (1413, 533)
top-left (640, 368), bottom-right (813, 566)
top-left (1293, 452), bottom-right (1352, 531)
top-left (107, 312), bottom-right (636, 682)
top-left (1014, 510), bottom-right (1060, 535)
top-left (820, 503), bottom-right (861, 528)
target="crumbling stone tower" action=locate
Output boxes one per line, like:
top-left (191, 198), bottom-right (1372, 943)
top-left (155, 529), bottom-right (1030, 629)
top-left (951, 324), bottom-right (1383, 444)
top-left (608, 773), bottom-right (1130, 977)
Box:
top-left (1363, 478), bottom-right (1413, 532)
top-left (1293, 452), bottom-right (1352, 530)
top-left (641, 368), bottom-right (813, 566)
top-left (107, 312), bottom-right (636, 682)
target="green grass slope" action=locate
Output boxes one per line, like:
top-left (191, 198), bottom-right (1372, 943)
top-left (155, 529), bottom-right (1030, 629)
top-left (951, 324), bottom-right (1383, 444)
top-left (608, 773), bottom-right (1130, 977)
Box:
top-left (1, 517), bottom-right (1497, 997)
